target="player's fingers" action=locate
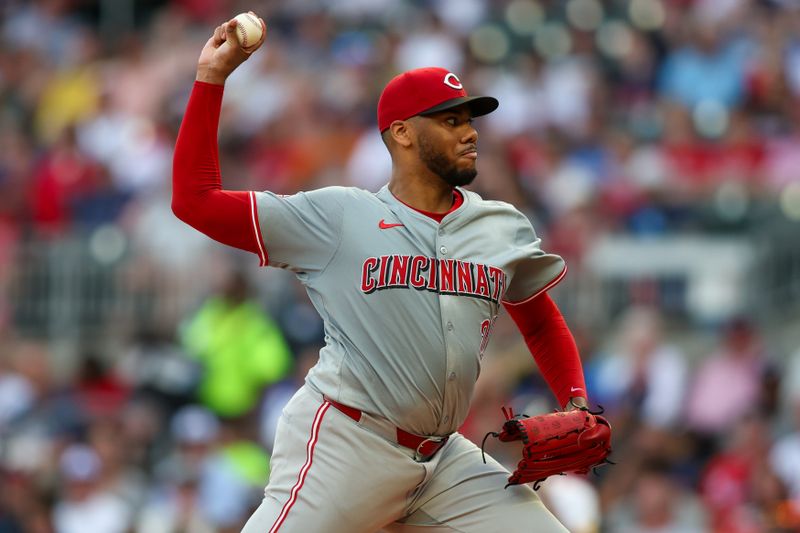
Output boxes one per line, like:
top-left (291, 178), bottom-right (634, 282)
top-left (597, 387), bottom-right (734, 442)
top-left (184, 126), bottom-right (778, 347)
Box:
top-left (212, 24), bottom-right (225, 45)
top-left (223, 18), bottom-right (238, 41)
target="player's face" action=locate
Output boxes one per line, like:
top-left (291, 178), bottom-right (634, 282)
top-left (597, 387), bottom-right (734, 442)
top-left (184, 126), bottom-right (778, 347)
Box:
top-left (415, 106), bottom-right (478, 187)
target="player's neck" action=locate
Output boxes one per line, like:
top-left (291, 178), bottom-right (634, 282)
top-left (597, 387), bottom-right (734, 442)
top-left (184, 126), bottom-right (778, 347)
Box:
top-left (388, 171), bottom-right (454, 214)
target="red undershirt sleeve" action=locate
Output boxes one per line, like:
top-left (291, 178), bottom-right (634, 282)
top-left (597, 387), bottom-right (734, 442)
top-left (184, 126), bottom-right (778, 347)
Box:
top-left (503, 293), bottom-right (587, 408)
top-left (172, 81), bottom-right (267, 265)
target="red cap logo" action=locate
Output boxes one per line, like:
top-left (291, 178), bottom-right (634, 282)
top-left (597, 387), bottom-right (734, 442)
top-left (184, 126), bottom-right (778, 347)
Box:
top-left (443, 73), bottom-right (463, 90)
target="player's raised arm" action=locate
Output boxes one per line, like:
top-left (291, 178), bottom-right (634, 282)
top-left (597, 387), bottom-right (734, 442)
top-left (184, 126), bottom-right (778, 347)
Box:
top-left (172, 15), bottom-right (269, 265)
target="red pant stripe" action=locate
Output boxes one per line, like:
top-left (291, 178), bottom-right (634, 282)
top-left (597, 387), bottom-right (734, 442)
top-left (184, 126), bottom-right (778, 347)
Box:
top-left (268, 400), bottom-right (331, 532)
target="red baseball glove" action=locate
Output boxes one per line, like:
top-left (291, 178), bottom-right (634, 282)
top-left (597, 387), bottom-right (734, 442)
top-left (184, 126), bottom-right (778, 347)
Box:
top-left (482, 406), bottom-right (613, 490)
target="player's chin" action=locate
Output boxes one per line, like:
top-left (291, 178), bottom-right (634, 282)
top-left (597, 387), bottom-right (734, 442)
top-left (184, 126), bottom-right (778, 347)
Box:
top-left (446, 168), bottom-right (477, 187)
top-left (456, 157), bottom-right (477, 171)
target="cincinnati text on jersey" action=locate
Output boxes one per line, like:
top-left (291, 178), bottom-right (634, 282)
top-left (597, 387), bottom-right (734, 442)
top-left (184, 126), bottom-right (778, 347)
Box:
top-left (360, 255), bottom-right (506, 303)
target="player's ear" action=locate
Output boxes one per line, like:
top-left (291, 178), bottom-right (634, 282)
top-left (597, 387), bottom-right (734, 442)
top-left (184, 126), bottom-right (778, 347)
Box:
top-left (389, 120), bottom-right (413, 148)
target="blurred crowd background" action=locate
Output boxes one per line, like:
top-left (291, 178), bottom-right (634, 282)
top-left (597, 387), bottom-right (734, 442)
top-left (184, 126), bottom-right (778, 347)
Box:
top-left (1, 0), bottom-right (800, 531)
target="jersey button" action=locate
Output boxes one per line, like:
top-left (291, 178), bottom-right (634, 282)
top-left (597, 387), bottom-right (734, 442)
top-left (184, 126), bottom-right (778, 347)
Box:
top-left (448, 372), bottom-right (456, 381)
top-left (438, 228), bottom-right (445, 236)
top-left (446, 322), bottom-right (454, 331)
top-left (443, 415), bottom-right (450, 423)
top-left (439, 245), bottom-right (447, 255)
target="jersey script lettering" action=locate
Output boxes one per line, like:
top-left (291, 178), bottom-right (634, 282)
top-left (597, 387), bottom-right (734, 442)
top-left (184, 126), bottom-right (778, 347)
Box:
top-left (361, 255), bottom-right (506, 303)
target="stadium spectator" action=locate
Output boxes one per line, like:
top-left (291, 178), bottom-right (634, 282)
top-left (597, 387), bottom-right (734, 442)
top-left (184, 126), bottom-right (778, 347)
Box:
top-left (180, 269), bottom-right (292, 418)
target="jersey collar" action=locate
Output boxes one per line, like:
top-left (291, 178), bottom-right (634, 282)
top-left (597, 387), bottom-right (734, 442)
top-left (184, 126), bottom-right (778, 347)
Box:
top-left (378, 185), bottom-right (469, 225)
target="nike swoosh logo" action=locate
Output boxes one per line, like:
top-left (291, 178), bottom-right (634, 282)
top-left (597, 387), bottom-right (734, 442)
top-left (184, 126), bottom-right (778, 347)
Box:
top-left (379, 219), bottom-right (404, 229)
top-left (570, 387), bottom-right (584, 393)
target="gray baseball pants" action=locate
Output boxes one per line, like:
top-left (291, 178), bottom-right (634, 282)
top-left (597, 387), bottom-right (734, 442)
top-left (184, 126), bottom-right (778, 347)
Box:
top-left (241, 385), bottom-right (567, 533)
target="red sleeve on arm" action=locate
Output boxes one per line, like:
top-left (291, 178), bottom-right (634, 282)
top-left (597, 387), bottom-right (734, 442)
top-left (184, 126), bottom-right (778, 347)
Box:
top-left (172, 81), bottom-right (267, 265)
top-left (503, 293), bottom-right (587, 408)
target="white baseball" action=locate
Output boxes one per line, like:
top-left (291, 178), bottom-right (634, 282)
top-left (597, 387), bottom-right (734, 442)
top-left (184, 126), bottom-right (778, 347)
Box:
top-left (233, 12), bottom-right (263, 50)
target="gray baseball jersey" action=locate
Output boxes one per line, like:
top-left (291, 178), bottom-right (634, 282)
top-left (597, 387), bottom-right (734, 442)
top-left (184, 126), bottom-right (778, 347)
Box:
top-left (254, 185), bottom-right (565, 437)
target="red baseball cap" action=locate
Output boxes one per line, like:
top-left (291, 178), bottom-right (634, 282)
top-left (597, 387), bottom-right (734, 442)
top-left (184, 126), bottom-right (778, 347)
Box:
top-left (377, 67), bottom-right (499, 132)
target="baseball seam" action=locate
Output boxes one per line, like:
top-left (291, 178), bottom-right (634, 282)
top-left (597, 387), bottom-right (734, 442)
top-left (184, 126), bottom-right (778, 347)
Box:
top-left (236, 14), bottom-right (261, 49)
top-left (236, 23), bottom-right (248, 48)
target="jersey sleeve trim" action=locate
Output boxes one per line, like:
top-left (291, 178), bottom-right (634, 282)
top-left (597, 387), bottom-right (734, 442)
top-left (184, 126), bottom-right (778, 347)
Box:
top-left (502, 264), bottom-right (567, 307)
top-left (249, 191), bottom-right (268, 267)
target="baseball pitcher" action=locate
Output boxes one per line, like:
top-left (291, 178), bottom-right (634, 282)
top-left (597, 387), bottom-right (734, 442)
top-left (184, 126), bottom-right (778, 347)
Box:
top-left (172, 15), bottom-right (609, 533)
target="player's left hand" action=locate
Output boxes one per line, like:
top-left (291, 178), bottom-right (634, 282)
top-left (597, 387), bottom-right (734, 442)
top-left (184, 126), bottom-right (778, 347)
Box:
top-left (196, 13), bottom-right (266, 85)
top-left (482, 406), bottom-right (612, 490)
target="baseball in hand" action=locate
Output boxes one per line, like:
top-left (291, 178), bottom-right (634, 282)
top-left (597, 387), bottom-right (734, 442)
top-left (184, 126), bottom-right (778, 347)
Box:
top-left (233, 12), bottom-right (263, 50)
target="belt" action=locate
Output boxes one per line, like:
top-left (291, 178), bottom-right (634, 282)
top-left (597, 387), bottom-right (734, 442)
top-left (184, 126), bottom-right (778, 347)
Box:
top-left (325, 397), bottom-right (449, 461)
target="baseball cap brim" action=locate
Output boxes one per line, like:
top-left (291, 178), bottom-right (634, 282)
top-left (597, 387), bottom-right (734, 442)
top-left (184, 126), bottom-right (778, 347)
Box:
top-left (419, 96), bottom-right (499, 118)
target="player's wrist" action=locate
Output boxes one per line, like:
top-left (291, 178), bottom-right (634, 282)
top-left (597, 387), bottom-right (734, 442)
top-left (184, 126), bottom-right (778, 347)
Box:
top-left (196, 65), bottom-right (228, 85)
top-left (564, 396), bottom-right (588, 411)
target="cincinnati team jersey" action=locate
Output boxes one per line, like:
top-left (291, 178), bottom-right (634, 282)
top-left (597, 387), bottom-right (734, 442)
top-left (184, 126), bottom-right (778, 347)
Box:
top-left (254, 185), bottom-right (565, 436)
